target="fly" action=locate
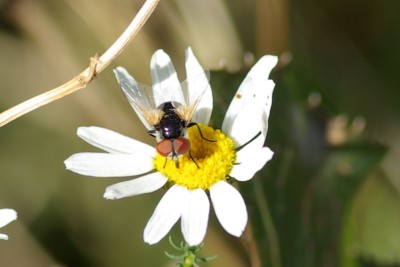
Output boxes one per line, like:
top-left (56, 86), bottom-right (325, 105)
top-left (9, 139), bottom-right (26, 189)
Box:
top-left (113, 66), bottom-right (213, 168)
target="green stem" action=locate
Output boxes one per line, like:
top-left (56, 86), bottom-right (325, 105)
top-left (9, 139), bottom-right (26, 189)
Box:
top-left (253, 178), bottom-right (282, 267)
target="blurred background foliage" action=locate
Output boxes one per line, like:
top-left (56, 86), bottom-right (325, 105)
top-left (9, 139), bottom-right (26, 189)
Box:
top-left (0, 0), bottom-right (399, 266)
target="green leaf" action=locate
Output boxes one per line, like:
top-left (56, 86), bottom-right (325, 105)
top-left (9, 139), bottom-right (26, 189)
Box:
top-left (348, 172), bottom-right (400, 264)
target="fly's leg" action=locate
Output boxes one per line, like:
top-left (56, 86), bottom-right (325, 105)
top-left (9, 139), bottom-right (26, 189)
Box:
top-left (163, 158), bottom-right (168, 168)
top-left (148, 129), bottom-right (156, 138)
top-left (235, 131), bottom-right (262, 152)
top-left (187, 122), bottom-right (216, 142)
top-left (189, 149), bottom-right (199, 168)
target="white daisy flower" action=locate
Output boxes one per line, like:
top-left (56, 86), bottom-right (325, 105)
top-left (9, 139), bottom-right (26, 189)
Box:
top-left (65, 48), bottom-right (277, 246)
top-left (0, 209), bottom-right (17, 240)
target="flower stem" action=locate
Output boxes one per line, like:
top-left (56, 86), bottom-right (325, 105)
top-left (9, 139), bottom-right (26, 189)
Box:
top-left (253, 178), bottom-right (282, 267)
top-left (0, 0), bottom-right (161, 127)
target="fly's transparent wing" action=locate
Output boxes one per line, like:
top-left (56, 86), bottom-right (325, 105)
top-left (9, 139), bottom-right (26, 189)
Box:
top-left (177, 69), bottom-right (210, 122)
top-left (113, 67), bottom-right (163, 130)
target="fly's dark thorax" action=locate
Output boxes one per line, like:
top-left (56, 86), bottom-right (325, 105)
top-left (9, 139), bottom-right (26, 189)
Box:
top-left (156, 101), bottom-right (186, 140)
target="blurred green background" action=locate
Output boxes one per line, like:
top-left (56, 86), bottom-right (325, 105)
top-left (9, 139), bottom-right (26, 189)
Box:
top-left (0, 0), bottom-right (399, 266)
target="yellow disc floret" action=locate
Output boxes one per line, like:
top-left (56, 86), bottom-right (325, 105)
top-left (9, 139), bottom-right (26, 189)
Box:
top-left (153, 123), bottom-right (236, 190)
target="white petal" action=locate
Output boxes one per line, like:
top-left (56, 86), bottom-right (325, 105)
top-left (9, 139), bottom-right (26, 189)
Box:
top-left (222, 56), bottom-right (277, 139)
top-left (104, 172), bottom-right (167, 199)
top-left (181, 189), bottom-right (210, 246)
top-left (210, 181), bottom-right (247, 237)
top-left (144, 185), bottom-right (187, 245)
top-left (185, 47), bottom-right (213, 125)
top-left (0, 209), bottom-right (17, 228)
top-left (223, 79), bottom-right (276, 147)
top-left (150, 49), bottom-right (184, 107)
top-left (231, 147), bottom-right (274, 181)
top-left (77, 126), bottom-right (155, 156)
top-left (64, 153), bottom-right (153, 177)
top-left (0, 234), bottom-right (9, 240)
top-left (226, 102), bottom-right (266, 149)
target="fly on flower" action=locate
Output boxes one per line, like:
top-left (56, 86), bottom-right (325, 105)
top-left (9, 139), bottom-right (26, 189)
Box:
top-left (65, 47), bottom-right (278, 246)
top-left (113, 56), bottom-right (211, 168)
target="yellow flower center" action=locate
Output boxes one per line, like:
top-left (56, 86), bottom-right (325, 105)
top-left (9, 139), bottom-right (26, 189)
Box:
top-left (153, 124), bottom-right (236, 190)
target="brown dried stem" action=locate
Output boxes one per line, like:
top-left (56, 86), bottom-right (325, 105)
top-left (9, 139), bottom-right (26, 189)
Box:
top-left (0, 0), bottom-right (161, 127)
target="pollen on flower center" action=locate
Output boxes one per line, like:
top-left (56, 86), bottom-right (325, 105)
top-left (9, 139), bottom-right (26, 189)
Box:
top-left (153, 124), bottom-right (236, 190)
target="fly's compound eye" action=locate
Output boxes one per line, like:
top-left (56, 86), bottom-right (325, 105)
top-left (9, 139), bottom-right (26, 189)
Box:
top-left (156, 139), bottom-right (173, 157)
top-left (155, 138), bottom-right (191, 157)
top-left (173, 137), bottom-right (191, 155)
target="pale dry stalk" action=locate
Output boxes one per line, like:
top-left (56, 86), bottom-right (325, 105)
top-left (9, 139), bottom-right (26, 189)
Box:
top-left (0, 0), bottom-right (160, 127)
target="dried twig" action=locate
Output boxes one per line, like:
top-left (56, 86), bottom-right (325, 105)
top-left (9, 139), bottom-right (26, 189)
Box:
top-left (0, 0), bottom-right (161, 127)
